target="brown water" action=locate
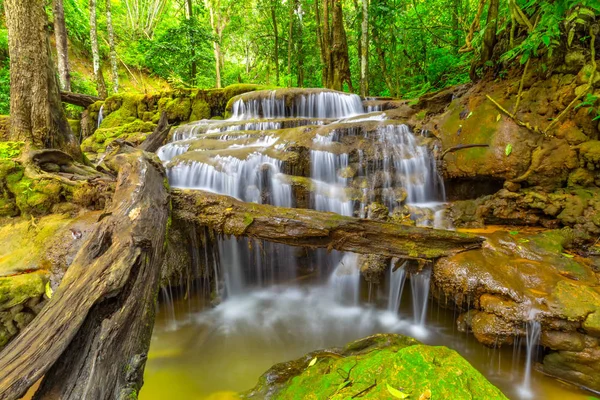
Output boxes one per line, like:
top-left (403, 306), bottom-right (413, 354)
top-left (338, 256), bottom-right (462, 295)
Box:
top-left (140, 273), bottom-right (597, 400)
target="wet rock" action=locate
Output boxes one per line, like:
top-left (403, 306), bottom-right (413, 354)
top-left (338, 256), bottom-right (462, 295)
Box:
top-left (433, 228), bottom-right (600, 391)
top-left (358, 254), bottom-right (390, 284)
top-left (244, 333), bottom-right (507, 399)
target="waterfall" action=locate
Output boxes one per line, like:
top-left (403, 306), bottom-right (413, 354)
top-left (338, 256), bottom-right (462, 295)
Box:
top-left (411, 267), bottom-right (431, 327)
top-left (97, 104), bottom-right (104, 128)
top-left (157, 143), bottom-right (190, 162)
top-left (167, 153), bottom-right (292, 207)
top-left (519, 313), bottom-right (542, 399)
top-left (328, 253), bottom-right (360, 305)
top-left (387, 261), bottom-right (407, 312)
top-left (231, 90), bottom-right (364, 120)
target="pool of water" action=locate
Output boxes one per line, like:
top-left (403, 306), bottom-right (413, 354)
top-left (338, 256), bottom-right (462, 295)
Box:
top-left (141, 272), bottom-right (595, 400)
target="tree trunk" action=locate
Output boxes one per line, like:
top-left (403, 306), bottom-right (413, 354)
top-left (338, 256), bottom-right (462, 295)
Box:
top-left (4, 0), bottom-right (82, 159)
top-left (106, 0), bottom-right (119, 93)
top-left (314, 0), bottom-right (326, 86)
top-left (214, 38), bottom-right (222, 88)
top-left (0, 147), bottom-right (169, 400)
top-left (271, 1), bottom-right (279, 86)
top-left (186, 0), bottom-right (197, 85)
top-left (326, 0), bottom-right (353, 92)
top-left (360, 0), bottom-right (369, 96)
top-left (296, 17), bottom-right (304, 87)
top-left (90, 0), bottom-right (108, 98)
top-left (481, 0), bottom-right (499, 65)
top-left (60, 91), bottom-right (102, 108)
top-left (322, 0), bottom-right (332, 87)
top-left (173, 189), bottom-right (484, 260)
top-left (53, 0), bottom-right (71, 92)
top-left (287, 0), bottom-right (297, 87)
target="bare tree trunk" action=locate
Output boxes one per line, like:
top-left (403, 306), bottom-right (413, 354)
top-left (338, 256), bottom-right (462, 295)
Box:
top-left (271, 1), bottom-right (279, 86)
top-left (360, 0), bottom-right (369, 96)
top-left (4, 0), bottom-right (82, 159)
top-left (314, 0), bottom-right (326, 86)
top-left (53, 0), bottom-right (71, 92)
top-left (186, 0), bottom-right (197, 85)
top-left (106, 0), bottom-right (119, 93)
top-left (296, 11), bottom-right (304, 87)
top-left (214, 38), bottom-right (222, 88)
top-left (287, 0), bottom-right (296, 87)
top-left (331, 0), bottom-right (353, 91)
top-left (322, 0), bottom-right (332, 87)
top-left (90, 0), bottom-right (108, 98)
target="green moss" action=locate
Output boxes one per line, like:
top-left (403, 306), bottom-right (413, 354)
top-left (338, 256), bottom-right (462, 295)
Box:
top-left (551, 280), bottom-right (600, 335)
top-left (567, 168), bottom-right (595, 187)
top-left (82, 119), bottom-right (157, 154)
top-left (0, 271), bottom-right (46, 311)
top-left (579, 140), bottom-right (600, 170)
top-left (189, 99), bottom-right (211, 121)
top-left (0, 141), bottom-right (24, 159)
top-left (101, 94), bottom-right (145, 129)
top-left (161, 97), bottom-right (192, 122)
top-left (253, 334), bottom-right (507, 400)
top-left (415, 110), bottom-right (427, 121)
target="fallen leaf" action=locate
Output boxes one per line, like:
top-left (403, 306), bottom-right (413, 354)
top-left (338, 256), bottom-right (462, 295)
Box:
top-left (45, 281), bottom-right (53, 299)
top-left (561, 252), bottom-right (574, 258)
top-left (496, 114), bottom-right (501, 122)
top-left (387, 383), bottom-right (409, 399)
top-left (308, 357), bottom-right (317, 367)
top-left (418, 389), bottom-right (432, 400)
top-left (505, 143), bottom-right (513, 156)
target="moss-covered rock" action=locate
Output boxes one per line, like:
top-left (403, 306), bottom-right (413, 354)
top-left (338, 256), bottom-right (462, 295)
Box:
top-left (244, 334), bottom-right (507, 400)
top-left (580, 140), bottom-right (600, 170)
top-left (0, 271), bottom-right (46, 311)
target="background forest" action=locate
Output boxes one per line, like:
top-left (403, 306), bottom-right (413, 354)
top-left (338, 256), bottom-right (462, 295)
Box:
top-left (0, 0), bottom-right (599, 117)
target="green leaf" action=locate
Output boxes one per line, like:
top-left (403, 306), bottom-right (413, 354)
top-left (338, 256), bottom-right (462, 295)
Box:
top-left (542, 35), bottom-right (551, 47)
top-left (496, 114), bottom-right (501, 122)
top-left (45, 281), bottom-right (53, 299)
top-left (505, 143), bottom-right (512, 156)
top-left (308, 357), bottom-right (317, 367)
top-left (520, 52), bottom-right (530, 65)
top-left (562, 253), bottom-right (574, 258)
top-left (466, 111), bottom-right (473, 119)
top-left (509, 231), bottom-right (519, 235)
top-left (387, 383), bottom-right (409, 399)
top-left (337, 380), bottom-right (351, 391)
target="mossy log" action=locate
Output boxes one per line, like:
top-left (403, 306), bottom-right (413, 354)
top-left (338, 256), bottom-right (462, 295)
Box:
top-left (172, 189), bottom-right (484, 259)
top-left (0, 147), bottom-right (170, 400)
top-left (60, 91), bottom-right (103, 108)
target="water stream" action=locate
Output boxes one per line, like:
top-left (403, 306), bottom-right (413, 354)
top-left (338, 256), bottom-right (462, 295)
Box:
top-left (144, 89), bottom-right (594, 400)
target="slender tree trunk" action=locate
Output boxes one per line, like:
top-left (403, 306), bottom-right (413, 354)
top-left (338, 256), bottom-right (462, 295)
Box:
top-left (214, 35), bottom-right (222, 88)
top-left (106, 0), bottom-right (119, 93)
top-left (90, 0), bottom-right (108, 98)
top-left (287, 0), bottom-right (297, 87)
top-left (186, 0), bottom-right (197, 85)
top-left (352, 0), bottom-right (361, 90)
top-left (297, 11), bottom-right (304, 87)
top-left (4, 0), bottom-right (82, 159)
top-left (322, 0), bottom-right (332, 87)
top-left (53, 0), bottom-right (71, 91)
top-left (314, 0), bottom-right (326, 86)
top-left (271, 1), bottom-right (279, 86)
top-left (360, 0), bottom-right (369, 96)
top-left (481, 0), bottom-right (499, 65)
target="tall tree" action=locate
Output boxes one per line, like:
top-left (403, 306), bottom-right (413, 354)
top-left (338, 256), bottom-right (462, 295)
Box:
top-left (204, 0), bottom-right (230, 88)
top-left (360, 0), bottom-right (368, 96)
top-left (53, 0), bottom-right (71, 91)
top-left (186, 0), bottom-right (197, 85)
top-left (481, 0), bottom-right (499, 65)
top-left (106, 0), bottom-right (119, 93)
top-left (287, 0), bottom-right (297, 86)
top-left (4, 0), bottom-right (82, 158)
top-left (271, 0), bottom-right (279, 86)
top-left (90, 0), bottom-right (108, 98)
top-left (318, 0), bottom-right (353, 91)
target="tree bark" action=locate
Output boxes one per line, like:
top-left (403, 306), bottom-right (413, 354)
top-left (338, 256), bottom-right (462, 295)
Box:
top-left (173, 189), bottom-right (484, 260)
top-left (360, 0), bottom-right (369, 96)
top-left (0, 148), bottom-right (169, 400)
top-left (139, 112), bottom-right (170, 152)
top-left (60, 91), bottom-right (102, 108)
top-left (106, 0), bottom-right (119, 93)
top-left (329, 0), bottom-right (353, 91)
top-left (53, 0), bottom-right (71, 92)
top-left (90, 0), bottom-right (108, 98)
top-left (4, 0), bottom-right (82, 159)
top-left (481, 0), bottom-right (499, 65)
top-left (287, 0), bottom-right (297, 86)
top-left (271, 1), bottom-right (279, 86)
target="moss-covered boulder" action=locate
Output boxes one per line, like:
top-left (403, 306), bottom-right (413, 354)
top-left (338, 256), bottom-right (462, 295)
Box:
top-left (244, 334), bottom-right (507, 400)
top-left (434, 228), bottom-right (600, 391)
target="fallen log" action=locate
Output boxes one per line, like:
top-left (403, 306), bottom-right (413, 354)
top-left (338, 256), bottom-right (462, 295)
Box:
top-left (0, 146), bottom-right (169, 400)
top-left (173, 189), bottom-right (484, 259)
top-left (60, 91), bottom-right (103, 108)
top-left (139, 111), bottom-right (171, 152)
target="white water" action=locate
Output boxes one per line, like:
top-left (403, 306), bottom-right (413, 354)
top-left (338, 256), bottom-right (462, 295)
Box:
top-left (231, 90), bottom-right (364, 120)
top-left (519, 311), bottom-right (542, 399)
top-left (97, 104), bottom-right (104, 128)
top-left (387, 260), bottom-right (407, 312)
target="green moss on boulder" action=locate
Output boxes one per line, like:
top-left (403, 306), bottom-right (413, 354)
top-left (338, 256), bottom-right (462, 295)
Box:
top-left (245, 334), bottom-right (507, 400)
top-left (0, 271), bottom-right (46, 311)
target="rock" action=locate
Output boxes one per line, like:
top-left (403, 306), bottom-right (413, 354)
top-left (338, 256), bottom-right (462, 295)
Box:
top-left (433, 228), bottom-right (600, 391)
top-left (564, 51), bottom-right (587, 74)
top-left (244, 333), bottom-right (507, 399)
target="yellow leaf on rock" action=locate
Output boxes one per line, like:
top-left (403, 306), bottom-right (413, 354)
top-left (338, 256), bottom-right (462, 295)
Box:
top-left (386, 383), bottom-right (409, 399)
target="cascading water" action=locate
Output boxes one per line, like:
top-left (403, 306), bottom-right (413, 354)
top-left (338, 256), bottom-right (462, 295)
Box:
top-left (97, 104), bottom-right (104, 128)
top-left (519, 311), bottom-right (542, 399)
top-left (146, 88), bottom-right (568, 400)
